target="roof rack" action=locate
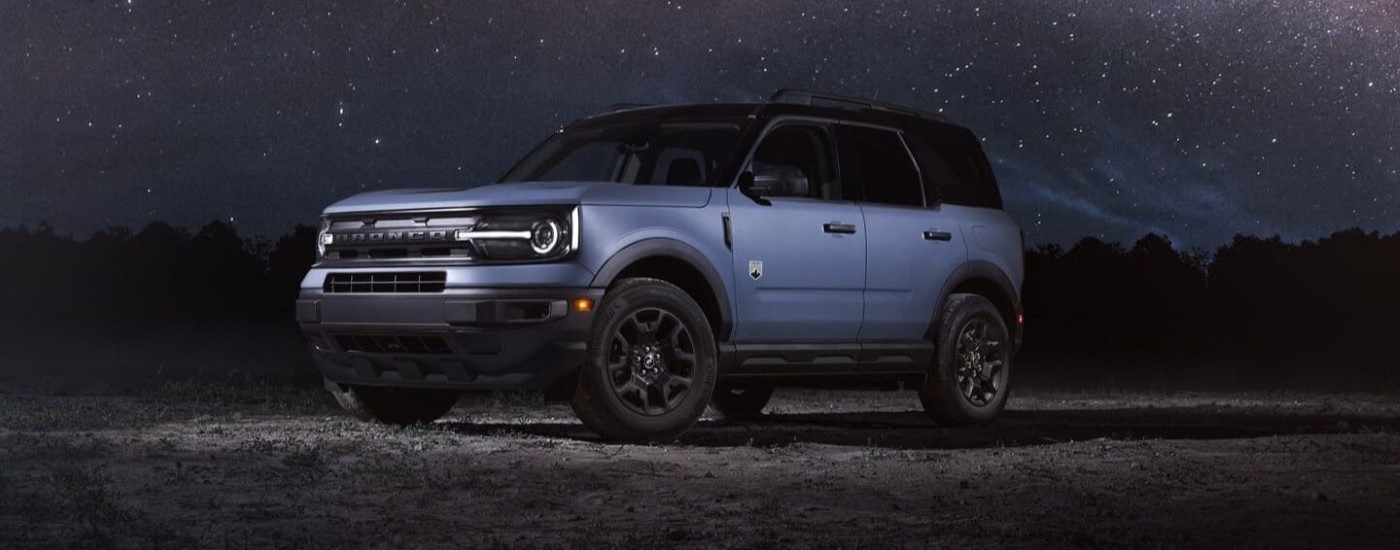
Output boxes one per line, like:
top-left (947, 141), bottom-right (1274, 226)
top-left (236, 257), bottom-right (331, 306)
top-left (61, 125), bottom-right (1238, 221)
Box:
top-left (607, 103), bottom-right (652, 112)
top-left (769, 89), bottom-right (945, 121)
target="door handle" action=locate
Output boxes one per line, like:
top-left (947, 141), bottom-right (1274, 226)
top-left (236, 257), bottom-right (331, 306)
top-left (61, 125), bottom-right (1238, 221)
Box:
top-left (923, 230), bottom-right (953, 241)
top-left (823, 223), bottom-right (857, 234)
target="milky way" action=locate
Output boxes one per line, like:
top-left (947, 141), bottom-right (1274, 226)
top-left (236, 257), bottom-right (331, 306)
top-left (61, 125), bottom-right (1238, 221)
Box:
top-left (2, 0), bottom-right (1397, 247)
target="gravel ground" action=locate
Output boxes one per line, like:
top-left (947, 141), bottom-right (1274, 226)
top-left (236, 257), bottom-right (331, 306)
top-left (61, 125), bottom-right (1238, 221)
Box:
top-left (1, 380), bottom-right (1398, 549)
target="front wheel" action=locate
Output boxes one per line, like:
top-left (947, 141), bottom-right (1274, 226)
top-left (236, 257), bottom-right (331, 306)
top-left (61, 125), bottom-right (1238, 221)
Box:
top-left (570, 278), bottom-right (718, 442)
top-left (327, 383), bottom-right (460, 426)
top-left (918, 293), bottom-right (1012, 426)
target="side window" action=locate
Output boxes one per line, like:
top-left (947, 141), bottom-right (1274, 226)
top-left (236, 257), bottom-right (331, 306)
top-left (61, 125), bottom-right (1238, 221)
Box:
top-left (749, 124), bottom-right (840, 200)
top-left (905, 129), bottom-right (1003, 209)
top-left (835, 125), bottom-right (924, 208)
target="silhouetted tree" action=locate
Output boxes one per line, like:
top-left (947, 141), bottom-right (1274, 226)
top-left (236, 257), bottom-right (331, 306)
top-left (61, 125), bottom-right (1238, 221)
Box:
top-left (264, 225), bottom-right (318, 313)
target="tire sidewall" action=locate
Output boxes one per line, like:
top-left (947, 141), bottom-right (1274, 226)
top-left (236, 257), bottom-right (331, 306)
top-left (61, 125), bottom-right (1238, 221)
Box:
top-left (580, 279), bottom-right (717, 437)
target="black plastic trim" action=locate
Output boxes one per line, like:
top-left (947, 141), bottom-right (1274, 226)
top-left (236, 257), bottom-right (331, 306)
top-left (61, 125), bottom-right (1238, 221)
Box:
top-left (928, 260), bottom-right (1023, 352)
top-left (721, 213), bottom-right (733, 249)
top-left (589, 238), bottom-right (734, 341)
top-left (299, 287), bottom-right (603, 391)
top-left (717, 341), bottom-right (932, 377)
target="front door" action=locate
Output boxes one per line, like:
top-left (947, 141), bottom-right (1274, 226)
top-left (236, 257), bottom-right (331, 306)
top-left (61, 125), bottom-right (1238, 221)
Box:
top-left (727, 123), bottom-right (865, 342)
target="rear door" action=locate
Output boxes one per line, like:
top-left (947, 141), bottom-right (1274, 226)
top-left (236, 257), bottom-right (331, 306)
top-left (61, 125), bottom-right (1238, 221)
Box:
top-left (836, 124), bottom-right (967, 343)
top-left (727, 122), bottom-right (865, 342)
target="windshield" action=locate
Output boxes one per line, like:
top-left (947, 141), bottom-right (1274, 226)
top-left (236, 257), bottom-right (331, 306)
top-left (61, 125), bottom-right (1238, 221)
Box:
top-left (501, 120), bottom-right (744, 186)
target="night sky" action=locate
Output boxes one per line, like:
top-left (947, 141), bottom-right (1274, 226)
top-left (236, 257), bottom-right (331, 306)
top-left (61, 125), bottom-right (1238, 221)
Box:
top-left (2, 1), bottom-right (1396, 248)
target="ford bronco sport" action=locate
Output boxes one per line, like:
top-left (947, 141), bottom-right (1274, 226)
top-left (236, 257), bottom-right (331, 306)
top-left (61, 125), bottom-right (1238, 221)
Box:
top-left (297, 90), bottom-right (1024, 441)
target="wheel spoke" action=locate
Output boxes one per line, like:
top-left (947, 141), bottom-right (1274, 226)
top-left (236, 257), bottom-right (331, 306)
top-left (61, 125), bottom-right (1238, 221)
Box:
top-left (664, 374), bottom-right (691, 395)
top-left (642, 312), bottom-right (665, 337)
top-left (645, 383), bottom-right (667, 413)
top-left (615, 379), bottom-right (640, 403)
top-left (670, 349), bottom-right (696, 367)
top-left (982, 360), bottom-right (1003, 380)
top-left (666, 322), bottom-right (686, 348)
top-left (608, 335), bottom-right (630, 371)
top-left (959, 330), bottom-right (976, 348)
top-left (638, 380), bottom-right (652, 411)
top-left (625, 313), bottom-right (649, 343)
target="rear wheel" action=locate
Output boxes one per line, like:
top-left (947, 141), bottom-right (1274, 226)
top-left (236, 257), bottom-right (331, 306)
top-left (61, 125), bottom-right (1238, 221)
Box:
top-left (919, 293), bottom-right (1012, 426)
top-left (327, 383), bottom-right (459, 426)
top-left (709, 385), bottom-right (774, 420)
top-left (570, 278), bottom-right (718, 442)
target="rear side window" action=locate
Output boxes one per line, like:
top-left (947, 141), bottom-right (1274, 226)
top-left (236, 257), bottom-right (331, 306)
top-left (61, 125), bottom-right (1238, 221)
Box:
top-left (905, 127), bottom-right (1002, 209)
top-left (835, 125), bottom-right (924, 208)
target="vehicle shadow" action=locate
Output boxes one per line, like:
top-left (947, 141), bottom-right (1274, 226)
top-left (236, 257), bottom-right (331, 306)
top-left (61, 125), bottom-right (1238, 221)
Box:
top-left (438, 406), bottom-right (1400, 450)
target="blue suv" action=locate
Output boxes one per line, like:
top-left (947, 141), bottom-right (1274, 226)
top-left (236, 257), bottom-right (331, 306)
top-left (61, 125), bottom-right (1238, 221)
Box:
top-left (297, 90), bottom-right (1024, 441)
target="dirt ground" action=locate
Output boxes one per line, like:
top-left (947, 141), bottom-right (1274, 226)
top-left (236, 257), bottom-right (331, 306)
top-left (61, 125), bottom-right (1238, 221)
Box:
top-left (2, 380), bottom-right (1399, 549)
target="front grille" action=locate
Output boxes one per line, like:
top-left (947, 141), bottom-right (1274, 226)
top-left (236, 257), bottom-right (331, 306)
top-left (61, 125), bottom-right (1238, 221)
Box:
top-left (334, 334), bottom-right (453, 355)
top-left (323, 272), bottom-right (446, 293)
top-left (324, 214), bottom-right (477, 262)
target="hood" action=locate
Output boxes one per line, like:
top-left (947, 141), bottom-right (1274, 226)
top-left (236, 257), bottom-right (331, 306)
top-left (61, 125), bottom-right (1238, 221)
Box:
top-left (323, 181), bottom-right (713, 215)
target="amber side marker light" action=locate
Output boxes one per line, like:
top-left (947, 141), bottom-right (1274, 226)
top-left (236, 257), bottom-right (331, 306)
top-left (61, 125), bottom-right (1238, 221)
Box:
top-left (573, 298), bottom-right (595, 312)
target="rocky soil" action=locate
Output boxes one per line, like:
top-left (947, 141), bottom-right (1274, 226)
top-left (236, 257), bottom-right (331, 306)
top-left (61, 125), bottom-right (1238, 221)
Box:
top-left (2, 381), bottom-right (1398, 549)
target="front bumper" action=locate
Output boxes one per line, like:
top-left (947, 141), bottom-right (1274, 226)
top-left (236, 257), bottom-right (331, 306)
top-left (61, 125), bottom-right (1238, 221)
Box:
top-left (297, 287), bottom-right (603, 390)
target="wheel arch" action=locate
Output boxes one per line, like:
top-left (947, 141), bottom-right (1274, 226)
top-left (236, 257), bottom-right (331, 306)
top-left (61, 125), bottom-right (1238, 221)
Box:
top-left (590, 238), bottom-right (733, 342)
top-left (930, 260), bottom-right (1023, 351)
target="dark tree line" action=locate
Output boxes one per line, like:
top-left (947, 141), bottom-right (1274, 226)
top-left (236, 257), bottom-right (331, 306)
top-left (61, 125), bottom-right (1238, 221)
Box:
top-left (0, 221), bottom-right (315, 329)
top-left (1, 221), bottom-right (1397, 375)
top-left (1022, 229), bottom-right (1400, 368)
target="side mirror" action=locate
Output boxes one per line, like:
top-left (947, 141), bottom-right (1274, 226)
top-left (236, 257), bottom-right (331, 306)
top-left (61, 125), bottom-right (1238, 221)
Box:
top-left (737, 171), bottom-right (771, 206)
top-left (741, 163), bottom-right (809, 205)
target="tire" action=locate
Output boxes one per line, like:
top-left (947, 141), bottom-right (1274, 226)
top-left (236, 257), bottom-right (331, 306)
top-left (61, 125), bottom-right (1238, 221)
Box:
top-left (570, 278), bottom-right (718, 441)
top-left (919, 293), bottom-right (1012, 426)
top-left (327, 383), bottom-right (460, 426)
top-left (709, 385), bottom-right (774, 420)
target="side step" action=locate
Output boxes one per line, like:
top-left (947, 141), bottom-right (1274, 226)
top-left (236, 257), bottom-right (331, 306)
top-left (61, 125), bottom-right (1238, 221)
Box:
top-left (717, 341), bottom-right (933, 377)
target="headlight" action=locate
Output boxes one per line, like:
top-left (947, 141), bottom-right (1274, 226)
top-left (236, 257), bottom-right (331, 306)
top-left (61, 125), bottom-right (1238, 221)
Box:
top-left (452, 208), bottom-right (576, 261)
top-left (316, 219), bottom-right (332, 258)
top-left (530, 219), bottom-right (562, 255)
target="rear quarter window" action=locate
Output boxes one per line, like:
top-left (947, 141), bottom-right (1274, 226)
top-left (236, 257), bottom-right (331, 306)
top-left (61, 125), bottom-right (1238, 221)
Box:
top-left (906, 127), bottom-right (1002, 209)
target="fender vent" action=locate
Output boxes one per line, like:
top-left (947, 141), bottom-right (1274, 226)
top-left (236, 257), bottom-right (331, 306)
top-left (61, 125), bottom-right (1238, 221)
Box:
top-left (323, 272), bottom-right (447, 293)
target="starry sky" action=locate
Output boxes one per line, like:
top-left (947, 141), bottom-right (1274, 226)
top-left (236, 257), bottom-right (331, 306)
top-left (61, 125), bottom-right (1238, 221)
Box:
top-left (2, 0), bottom-right (1397, 247)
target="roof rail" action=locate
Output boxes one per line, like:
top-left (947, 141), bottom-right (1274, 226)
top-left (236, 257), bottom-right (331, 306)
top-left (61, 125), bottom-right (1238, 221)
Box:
top-left (769, 89), bottom-right (944, 121)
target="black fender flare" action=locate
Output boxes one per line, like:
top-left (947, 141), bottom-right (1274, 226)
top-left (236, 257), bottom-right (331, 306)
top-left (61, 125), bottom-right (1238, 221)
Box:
top-left (589, 238), bottom-right (734, 341)
top-left (928, 260), bottom-right (1023, 351)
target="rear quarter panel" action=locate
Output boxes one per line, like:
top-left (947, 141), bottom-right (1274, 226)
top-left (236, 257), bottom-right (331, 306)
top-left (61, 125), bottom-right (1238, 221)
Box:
top-left (951, 205), bottom-right (1024, 298)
